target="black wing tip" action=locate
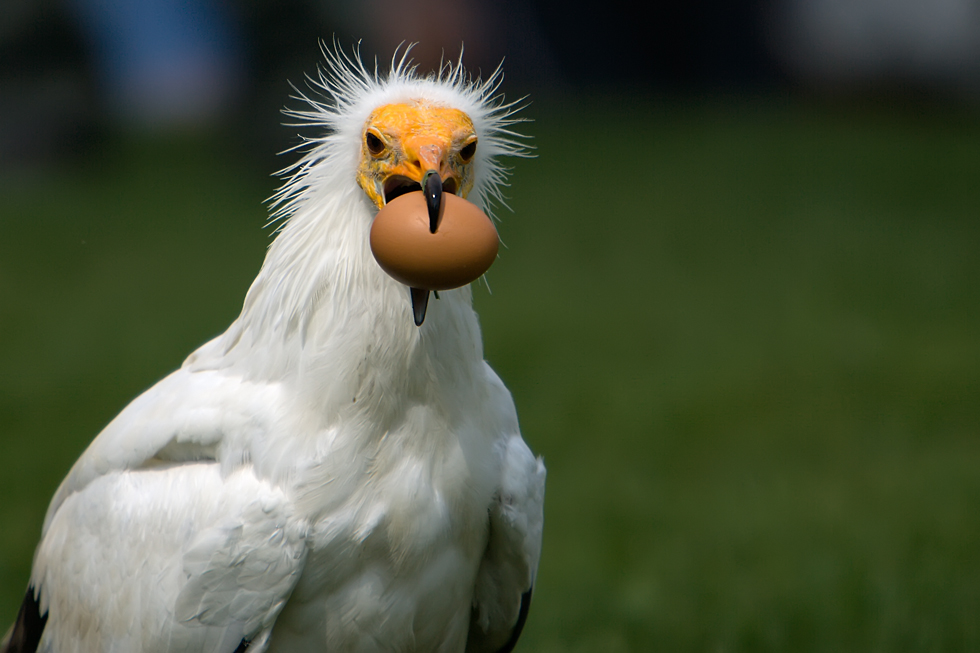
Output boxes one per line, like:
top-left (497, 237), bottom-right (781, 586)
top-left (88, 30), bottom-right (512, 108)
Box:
top-left (3, 586), bottom-right (47, 653)
top-left (496, 587), bottom-right (533, 653)
top-left (233, 638), bottom-right (251, 653)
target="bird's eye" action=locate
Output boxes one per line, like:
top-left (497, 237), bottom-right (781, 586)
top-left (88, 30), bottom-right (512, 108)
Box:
top-left (459, 140), bottom-right (477, 162)
top-left (366, 131), bottom-right (386, 156)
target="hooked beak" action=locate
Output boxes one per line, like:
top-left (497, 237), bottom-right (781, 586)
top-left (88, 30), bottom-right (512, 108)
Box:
top-left (371, 135), bottom-right (463, 327)
top-left (407, 171), bottom-right (444, 325)
top-left (386, 144), bottom-right (452, 327)
top-left (422, 170), bottom-right (442, 234)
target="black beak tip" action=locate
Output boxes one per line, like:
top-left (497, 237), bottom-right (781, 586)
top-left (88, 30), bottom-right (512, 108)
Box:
top-left (423, 171), bottom-right (442, 234)
top-left (410, 287), bottom-right (430, 326)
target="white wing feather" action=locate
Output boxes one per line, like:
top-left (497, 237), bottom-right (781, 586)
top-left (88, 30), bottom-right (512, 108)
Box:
top-left (43, 355), bottom-right (282, 533)
top-left (31, 352), bottom-right (306, 653)
top-left (466, 368), bottom-right (546, 653)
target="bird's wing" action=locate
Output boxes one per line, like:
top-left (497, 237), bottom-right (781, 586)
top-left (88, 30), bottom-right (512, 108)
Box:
top-left (168, 468), bottom-right (308, 653)
top-left (29, 463), bottom-right (307, 653)
top-left (19, 356), bottom-right (308, 653)
top-left (42, 360), bottom-right (280, 534)
top-left (467, 369), bottom-right (546, 653)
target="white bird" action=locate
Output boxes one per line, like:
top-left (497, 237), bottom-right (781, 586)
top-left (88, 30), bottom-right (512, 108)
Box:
top-left (3, 45), bottom-right (545, 653)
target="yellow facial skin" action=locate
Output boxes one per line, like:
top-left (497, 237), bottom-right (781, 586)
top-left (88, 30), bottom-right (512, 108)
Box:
top-left (356, 102), bottom-right (478, 209)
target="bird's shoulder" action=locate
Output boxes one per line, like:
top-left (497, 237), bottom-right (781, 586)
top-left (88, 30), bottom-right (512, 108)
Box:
top-left (42, 358), bottom-right (284, 535)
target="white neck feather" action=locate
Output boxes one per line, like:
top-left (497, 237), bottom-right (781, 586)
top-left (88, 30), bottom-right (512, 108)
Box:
top-left (186, 172), bottom-right (484, 428)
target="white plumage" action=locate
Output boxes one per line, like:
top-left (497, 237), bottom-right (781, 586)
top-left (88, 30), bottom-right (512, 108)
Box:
top-left (3, 46), bottom-right (544, 653)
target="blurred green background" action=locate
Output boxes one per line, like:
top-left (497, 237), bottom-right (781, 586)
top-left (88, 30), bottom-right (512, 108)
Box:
top-left (3, 1), bottom-right (980, 649)
top-left (2, 94), bottom-right (978, 650)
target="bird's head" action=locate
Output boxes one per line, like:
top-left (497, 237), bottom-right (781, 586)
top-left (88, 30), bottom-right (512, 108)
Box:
top-left (264, 45), bottom-right (528, 330)
top-left (356, 101), bottom-right (479, 208)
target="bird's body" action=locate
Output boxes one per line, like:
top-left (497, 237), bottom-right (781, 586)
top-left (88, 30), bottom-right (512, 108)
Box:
top-left (4, 48), bottom-right (544, 653)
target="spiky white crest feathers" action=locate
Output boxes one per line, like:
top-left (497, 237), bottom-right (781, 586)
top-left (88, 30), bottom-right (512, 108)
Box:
top-left (275, 42), bottom-right (531, 225)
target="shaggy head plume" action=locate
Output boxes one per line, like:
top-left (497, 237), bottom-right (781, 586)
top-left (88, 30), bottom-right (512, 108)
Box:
top-left (271, 42), bottom-right (532, 227)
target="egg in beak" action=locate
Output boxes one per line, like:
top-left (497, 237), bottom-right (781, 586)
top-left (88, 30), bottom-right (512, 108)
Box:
top-left (357, 102), bottom-right (495, 326)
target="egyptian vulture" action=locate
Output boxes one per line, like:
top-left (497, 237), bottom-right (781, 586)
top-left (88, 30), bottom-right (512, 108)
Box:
top-left (2, 46), bottom-right (545, 653)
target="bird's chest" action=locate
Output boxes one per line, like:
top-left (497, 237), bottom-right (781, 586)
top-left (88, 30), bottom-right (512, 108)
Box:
top-left (271, 411), bottom-right (497, 652)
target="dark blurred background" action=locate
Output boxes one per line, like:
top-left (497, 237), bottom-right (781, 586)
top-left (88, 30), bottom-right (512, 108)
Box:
top-left (6, 0), bottom-right (980, 168)
top-left (1, 1), bottom-right (979, 650)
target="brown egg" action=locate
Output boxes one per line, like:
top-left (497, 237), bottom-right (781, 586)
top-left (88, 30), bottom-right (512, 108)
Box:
top-left (370, 191), bottom-right (499, 290)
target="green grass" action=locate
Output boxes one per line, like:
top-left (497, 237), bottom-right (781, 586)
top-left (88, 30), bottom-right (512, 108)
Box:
top-left (2, 97), bottom-right (979, 650)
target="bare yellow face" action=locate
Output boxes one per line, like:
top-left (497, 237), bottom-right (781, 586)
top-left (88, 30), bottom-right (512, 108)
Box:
top-left (356, 101), bottom-right (478, 209)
